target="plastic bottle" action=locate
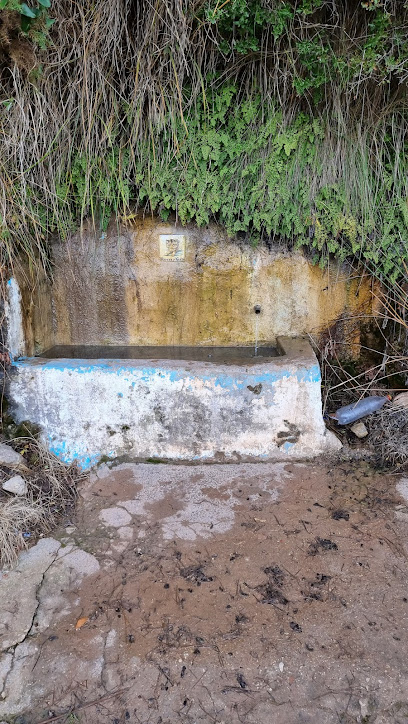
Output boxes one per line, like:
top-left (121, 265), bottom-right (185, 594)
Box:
top-left (330, 396), bottom-right (389, 425)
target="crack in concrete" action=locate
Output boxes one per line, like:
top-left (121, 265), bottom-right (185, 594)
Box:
top-left (0, 640), bottom-right (39, 706)
top-left (0, 651), bottom-right (13, 700)
top-left (27, 553), bottom-right (60, 638)
top-left (100, 632), bottom-right (109, 693)
top-left (1, 651), bottom-right (16, 704)
top-left (0, 549), bottom-right (59, 703)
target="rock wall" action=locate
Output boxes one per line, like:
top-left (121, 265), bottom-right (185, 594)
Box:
top-left (14, 217), bottom-right (377, 354)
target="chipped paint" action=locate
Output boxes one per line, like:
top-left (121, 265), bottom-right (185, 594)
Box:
top-left (8, 337), bottom-right (340, 469)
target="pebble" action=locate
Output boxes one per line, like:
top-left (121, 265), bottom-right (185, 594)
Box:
top-left (350, 422), bottom-right (368, 438)
top-left (0, 442), bottom-right (29, 472)
top-left (393, 392), bottom-right (408, 409)
top-left (2, 474), bottom-right (28, 495)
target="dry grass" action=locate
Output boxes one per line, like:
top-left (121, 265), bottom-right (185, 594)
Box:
top-left (369, 406), bottom-right (408, 470)
top-left (0, 436), bottom-right (83, 568)
top-left (0, 1), bottom-right (407, 278)
top-left (309, 309), bottom-right (408, 470)
top-left (0, 496), bottom-right (47, 569)
top-left (309, 287), bottom-right (408, 418)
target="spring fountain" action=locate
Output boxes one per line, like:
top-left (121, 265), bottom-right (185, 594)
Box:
top-left (3, 217), bottom-right (372, 469)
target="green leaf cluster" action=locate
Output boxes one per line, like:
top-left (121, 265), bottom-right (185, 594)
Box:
top-left (0, 0), bottom-right (54, 45)
top-left (202, 0), bottom-right (294, 54)
top-left (200, 1), bottom-right (408, 102)
top-left (30, 85), bottom-right (404, 282)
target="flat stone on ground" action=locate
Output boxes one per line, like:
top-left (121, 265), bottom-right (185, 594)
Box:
top-left (0, 442), bottom-right (29, 472)
top-left (350, 421), bottom-right (369, 438)
top-left (0, 538), bottom-right (60, 652)
top-left (2, 474), bottom-right (27, 495)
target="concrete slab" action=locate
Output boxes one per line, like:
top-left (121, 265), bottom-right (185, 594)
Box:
top-left (0, 538), bottom-right (60, 652)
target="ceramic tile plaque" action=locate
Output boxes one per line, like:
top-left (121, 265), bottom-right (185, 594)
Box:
top-left (159, 234), bottom-right (186, 261)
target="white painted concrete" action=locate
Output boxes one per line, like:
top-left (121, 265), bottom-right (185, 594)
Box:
top-left (8, 338), bottom-right (340, 469)
top-left (5, 278), bottom-right (25, 360)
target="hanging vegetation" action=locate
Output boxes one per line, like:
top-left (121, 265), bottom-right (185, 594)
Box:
top-left (0, 0), bottom-right (407, 286)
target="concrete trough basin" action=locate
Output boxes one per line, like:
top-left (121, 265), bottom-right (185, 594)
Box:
top-left (7, 337), bottom-right (340, 469)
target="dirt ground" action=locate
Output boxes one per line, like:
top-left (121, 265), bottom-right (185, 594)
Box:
top-left (2, 458), bottom-right (408, 724)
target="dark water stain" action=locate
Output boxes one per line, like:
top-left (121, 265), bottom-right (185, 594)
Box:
top-left (39, 345), bottom-right (280, 364)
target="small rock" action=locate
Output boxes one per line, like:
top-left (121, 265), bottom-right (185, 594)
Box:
top-left (393, 392), bottom-right (408, 409)
top-left (359, 698), bottom-right (369, 718)
top-left (0, 442), bottom-right (29, 472)
top-left (2, 474), bottom-right (27, 495)
top-left (65, 526), bottom-right (76, 534)
top-left (350, 422), bottom-right (368, 438)
top-left (332, 509), bottom-right (349, 521)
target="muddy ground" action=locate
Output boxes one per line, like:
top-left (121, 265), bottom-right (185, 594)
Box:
top-left (1, 459), bottom-right (408, 723)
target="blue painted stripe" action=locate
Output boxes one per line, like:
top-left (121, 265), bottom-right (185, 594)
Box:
top-left (47, 437), bottom-right (117, 470)
top-left (13, 358), bottom-right (321, 386)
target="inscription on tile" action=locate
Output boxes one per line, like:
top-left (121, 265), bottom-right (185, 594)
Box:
top-left (159, 235), bottom-right (186, 261)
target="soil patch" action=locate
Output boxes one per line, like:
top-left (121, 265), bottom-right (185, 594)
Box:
top-left (1, 461), bottom-right (408, 723)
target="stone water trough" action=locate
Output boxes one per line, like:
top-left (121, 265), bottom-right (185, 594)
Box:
top-left (7, 338), bottom-right (339, 469)
top-left (4, 217), bottom-right (373, 469)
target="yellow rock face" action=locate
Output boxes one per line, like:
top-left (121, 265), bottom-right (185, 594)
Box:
top-left (19, 217), bottom-right (378, 353)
